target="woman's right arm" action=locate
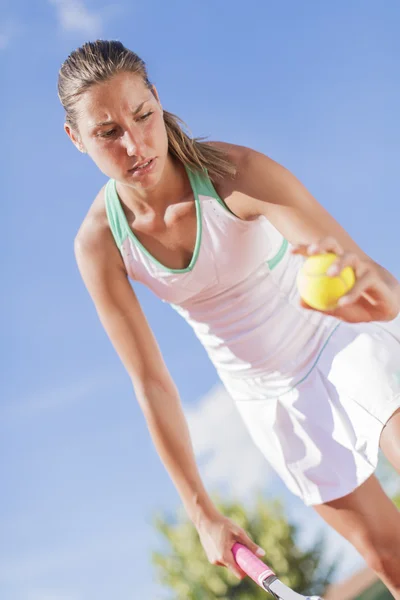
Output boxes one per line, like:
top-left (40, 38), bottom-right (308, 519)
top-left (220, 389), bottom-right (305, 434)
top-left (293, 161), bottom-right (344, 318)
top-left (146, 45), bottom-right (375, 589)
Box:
top-left (74, 209), bottom-right (264, 577)
top-left (74, 218), bottom-right (217, 526)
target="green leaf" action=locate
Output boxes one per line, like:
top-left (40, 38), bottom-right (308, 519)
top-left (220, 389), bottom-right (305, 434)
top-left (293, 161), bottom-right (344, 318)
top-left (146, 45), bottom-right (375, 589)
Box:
top-left (151, 493), bottom-right (338, 599)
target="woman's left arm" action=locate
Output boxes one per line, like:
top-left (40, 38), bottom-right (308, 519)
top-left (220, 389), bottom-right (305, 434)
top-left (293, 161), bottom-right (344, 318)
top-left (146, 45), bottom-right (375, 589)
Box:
top-left (224, 145), bottom-right (400, 322)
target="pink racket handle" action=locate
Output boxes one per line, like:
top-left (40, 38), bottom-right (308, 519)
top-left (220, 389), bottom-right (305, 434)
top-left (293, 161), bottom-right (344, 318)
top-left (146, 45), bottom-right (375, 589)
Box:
top-left (232, 543), bottom-right (275, 588)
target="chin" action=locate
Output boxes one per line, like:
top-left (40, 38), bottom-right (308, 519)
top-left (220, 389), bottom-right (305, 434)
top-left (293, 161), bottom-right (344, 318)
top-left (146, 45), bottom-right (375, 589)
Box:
top-left (124, 169), bottom-right (161, 190)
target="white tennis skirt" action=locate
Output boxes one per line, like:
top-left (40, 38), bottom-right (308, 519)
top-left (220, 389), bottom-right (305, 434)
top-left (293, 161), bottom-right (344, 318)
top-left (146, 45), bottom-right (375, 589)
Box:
top-left (221, 315), bottom-right (400, 506)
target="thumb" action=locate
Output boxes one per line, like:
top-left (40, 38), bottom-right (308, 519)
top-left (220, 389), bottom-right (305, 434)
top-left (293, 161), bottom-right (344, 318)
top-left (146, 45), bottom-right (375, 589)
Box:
top-left (236, 531), bottom-right (265, 558)
top-left (299, 298), bottom-right (312, 310)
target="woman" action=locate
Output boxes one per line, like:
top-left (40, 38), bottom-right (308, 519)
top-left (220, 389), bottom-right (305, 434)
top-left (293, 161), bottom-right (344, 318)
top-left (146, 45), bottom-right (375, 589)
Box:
top-left (58, 40), bottom-right (400, 594)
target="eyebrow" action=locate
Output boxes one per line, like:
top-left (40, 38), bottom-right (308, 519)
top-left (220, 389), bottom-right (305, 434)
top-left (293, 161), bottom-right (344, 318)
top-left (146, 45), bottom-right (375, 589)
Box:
top-left (94, 101), bottom-right (148, 127)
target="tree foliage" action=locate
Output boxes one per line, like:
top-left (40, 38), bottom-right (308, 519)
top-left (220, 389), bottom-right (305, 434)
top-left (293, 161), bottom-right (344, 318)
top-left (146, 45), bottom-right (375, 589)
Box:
top-left (152, 495), bottom-right (337, 599)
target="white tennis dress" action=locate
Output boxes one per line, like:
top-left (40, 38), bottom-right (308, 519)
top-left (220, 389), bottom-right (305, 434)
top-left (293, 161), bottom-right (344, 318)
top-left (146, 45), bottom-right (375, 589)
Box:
top-left (105, 166), bottom-right (400, 506)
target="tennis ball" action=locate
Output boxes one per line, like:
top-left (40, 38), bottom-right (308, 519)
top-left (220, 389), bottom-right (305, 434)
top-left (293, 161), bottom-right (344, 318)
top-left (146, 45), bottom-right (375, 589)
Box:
top-left (297, 253), bottom-right (356, 311)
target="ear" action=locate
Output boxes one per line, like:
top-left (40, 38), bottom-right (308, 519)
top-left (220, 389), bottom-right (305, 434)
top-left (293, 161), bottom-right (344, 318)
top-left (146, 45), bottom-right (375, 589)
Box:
top-left (64, 123), bottom-right (87, 153)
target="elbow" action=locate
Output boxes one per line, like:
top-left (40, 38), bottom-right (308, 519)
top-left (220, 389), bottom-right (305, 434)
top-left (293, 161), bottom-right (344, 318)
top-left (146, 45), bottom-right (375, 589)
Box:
top-left (131, 373), bottom-right (178, 410)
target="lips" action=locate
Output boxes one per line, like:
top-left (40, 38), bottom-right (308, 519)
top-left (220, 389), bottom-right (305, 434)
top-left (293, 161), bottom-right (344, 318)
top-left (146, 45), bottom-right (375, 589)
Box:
top-left (129, 158), bottom-right (155, 172)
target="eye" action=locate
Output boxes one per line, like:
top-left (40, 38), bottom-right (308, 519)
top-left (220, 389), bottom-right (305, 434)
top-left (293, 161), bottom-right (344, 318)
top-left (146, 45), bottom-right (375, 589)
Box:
top-left (137, 111), bottom-right (153, 122)
top-left (99, 129), bottom-right (117, 138)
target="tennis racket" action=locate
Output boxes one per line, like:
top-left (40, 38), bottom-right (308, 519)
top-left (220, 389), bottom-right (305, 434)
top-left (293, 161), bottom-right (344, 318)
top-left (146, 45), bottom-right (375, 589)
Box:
top-left (232, 543), bottom-right (323, 600)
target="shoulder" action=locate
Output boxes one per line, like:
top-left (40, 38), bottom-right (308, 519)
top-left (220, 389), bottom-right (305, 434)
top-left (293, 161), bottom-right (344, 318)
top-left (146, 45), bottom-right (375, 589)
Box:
top-left (207, 142), bottom-right (285, 219)
top-left (208, 141), bottom-right (280, 171)
top-left (208, 141), bottom-right (285, 194)
top-left (74, 184), bottom-right (122, 269)
top-left (207, 141), bottom-right (251, 172)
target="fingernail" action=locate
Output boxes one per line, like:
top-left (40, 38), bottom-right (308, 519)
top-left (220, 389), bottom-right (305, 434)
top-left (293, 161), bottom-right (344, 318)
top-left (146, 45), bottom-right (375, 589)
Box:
top-left (308, 244), bottom-right (318, 254)
top-left (327, 265), bottom-right (339, 276)
top-left (256, 548), bottom-right (266, 557)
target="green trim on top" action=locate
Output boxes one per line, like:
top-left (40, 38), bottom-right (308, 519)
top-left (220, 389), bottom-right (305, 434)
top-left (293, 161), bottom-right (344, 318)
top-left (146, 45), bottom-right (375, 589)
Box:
top-left (104, 179), bottom-right (130, 249)
top-left (235, 322), bottom-right (342, 402)
top-left (267, 238), bottom-right (289, 270)
top-left (292, 322), bottom-right (341, 388)
top-left (105, 165), bottom-right (203, 273)
top-left (198, 170), bottom-right (238, 217)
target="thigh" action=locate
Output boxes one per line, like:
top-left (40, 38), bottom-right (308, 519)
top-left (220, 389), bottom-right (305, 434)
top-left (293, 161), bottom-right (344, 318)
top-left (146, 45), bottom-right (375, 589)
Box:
top-left (314, 474), bottom-right (400, 546)
top-left (380, 408), bottom-right (400, 473)
top-left (313, 475), bottom-right (400, 593)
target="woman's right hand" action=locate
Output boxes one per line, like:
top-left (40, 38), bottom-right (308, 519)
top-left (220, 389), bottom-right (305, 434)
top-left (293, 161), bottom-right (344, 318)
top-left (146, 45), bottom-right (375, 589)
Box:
top-left (196, 510), bottom-right (266, 580)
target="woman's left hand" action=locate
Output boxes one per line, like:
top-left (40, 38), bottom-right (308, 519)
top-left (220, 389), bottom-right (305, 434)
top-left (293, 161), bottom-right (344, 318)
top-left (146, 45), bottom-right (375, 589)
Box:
top-left (292, 237), bottom-right (400, 323)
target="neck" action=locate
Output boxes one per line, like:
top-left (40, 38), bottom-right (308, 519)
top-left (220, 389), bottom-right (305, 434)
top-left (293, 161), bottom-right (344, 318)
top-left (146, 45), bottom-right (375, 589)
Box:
top-left (117, 154), bottom-right (190, 216)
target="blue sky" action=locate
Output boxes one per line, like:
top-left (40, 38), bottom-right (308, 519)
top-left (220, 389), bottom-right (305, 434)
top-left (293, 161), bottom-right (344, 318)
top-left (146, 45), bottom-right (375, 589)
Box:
top-left (2, 1), bottom-right (400, 598)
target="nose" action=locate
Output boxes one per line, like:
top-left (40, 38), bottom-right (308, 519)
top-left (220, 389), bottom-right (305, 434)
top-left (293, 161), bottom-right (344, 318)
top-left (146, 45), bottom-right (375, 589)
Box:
top-left (123, 128), bottom-right (143, 157)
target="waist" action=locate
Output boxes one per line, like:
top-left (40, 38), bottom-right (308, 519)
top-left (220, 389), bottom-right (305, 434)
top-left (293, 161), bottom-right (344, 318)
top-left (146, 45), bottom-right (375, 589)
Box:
top-left (210, 313), bottom-right (339, 381)
top-left (177, 292), bottom-right (339, 382)
top-left (218, 321), bottom-right (341, 400)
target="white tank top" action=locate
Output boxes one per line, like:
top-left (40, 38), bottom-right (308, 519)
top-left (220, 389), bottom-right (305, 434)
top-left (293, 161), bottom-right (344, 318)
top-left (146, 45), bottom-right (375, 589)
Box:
top-left (105, 166), bottom-right (339, 394)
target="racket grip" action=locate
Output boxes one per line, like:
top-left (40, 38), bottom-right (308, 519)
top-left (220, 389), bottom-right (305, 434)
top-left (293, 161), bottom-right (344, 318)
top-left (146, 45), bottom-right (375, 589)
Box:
top-left (232, 543), bottom-right (275, 588)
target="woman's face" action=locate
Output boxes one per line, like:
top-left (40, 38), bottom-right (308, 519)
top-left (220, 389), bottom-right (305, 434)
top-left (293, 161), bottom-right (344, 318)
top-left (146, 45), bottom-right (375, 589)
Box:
top-left (65, 71), bottom-right (169, 190)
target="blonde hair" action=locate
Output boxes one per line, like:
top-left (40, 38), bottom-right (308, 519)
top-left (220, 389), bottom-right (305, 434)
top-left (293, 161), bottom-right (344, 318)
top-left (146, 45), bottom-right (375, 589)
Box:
top-left (57, 40), bottom-right (236, 181)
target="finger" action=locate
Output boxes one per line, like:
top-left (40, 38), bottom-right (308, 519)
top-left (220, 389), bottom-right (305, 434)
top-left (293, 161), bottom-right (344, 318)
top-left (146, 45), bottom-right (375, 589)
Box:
top-left (291, 243), bottom-right (309, 256)
top-left (299, 297), bottom-right (313, 310)
top-left (291, 242), bottom-right (329, 256)
top-left (292, 237), bottom-right (344, 258)
top-left (338, 272), bottom-right (383, 306)
top-left (235, 532), bottom-right (266, 558)
top-left (229, 564), bottom-right (247, 580)
top-left (326, 252), bottom-right (362, 277)
top-left (219, 558), bottom-right (246, 580)
top-left (309, 236), bottom-right (343, 256)
top-left (327, 253), bottom-right (375, 280)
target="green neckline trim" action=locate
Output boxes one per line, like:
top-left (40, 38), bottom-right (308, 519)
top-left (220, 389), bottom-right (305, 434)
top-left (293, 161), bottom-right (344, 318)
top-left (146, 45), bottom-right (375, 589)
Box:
top-left (105, 179), bottom-right (129, 248)
top-left (197, 171), bottom-right (237, 217)
top-left (267, 238), bottom-right (289, 270)
top-left (108, 164), bottom-right (203, 274)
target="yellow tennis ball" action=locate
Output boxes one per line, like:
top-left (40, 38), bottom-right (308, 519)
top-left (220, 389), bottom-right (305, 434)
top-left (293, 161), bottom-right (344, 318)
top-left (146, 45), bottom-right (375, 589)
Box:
top-left (297, 253), bottom-right (356, 311)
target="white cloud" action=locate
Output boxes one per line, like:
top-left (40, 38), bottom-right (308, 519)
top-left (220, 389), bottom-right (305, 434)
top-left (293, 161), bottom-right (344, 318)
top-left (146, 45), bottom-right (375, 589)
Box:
top-left (49, 0), bottom-right (103, 37)
top-left (0, 19), bottom-right (23, 50)
top-left (1, 370), bottom-right (118, 421)
top-left (185, 385), bottom-right (272, 499)
top-left (0, 529), bottom-right (134, 584)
